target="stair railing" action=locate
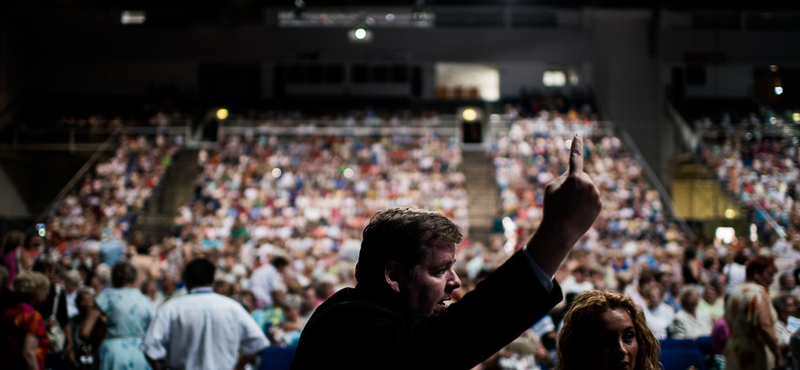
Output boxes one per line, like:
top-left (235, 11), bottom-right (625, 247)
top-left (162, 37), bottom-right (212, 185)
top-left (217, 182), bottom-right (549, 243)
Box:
top-left (618, 129), bottom-right (697, 241)
top-left (34, 126), bottom-right (122, 227)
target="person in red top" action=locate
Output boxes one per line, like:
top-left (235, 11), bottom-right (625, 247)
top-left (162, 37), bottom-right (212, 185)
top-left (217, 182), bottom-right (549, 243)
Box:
top-left (0, 271), bottom-right (51, 370)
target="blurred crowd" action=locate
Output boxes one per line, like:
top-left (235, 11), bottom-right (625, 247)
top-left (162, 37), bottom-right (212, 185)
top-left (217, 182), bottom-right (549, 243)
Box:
top-left (700, 131), bottom-right (800, 258)
top-left (227, 109), bottom-right (445, 128)
top-left (4, 103), bottom-right (800, 370)
top-left (44, 134), bottom-right (181, 257)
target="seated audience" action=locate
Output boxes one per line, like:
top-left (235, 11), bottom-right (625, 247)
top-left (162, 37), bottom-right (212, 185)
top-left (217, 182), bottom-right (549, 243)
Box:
top-left (641, 284), bottom-right (674, 340)
top-left (671, 286), bottom-right (713, 339)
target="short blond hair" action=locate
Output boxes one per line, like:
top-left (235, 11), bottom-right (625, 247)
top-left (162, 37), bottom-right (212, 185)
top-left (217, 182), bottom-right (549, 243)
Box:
top-left (14, 271), bottom-right (50, 294)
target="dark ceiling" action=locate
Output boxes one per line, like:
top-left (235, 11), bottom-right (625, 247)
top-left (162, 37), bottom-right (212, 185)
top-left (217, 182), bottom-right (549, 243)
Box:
top-left (26, 0), bottom-right (800, 10)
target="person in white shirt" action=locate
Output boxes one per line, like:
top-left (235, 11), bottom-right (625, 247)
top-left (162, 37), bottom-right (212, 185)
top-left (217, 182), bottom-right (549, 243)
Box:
top-left (671, 287), bottom-right (713, 339)
top-left (561, 265), bottom-right (595, 295)
top-left (64, 270), bottom-right (83, 319)
top-left (142, 258), bottom-right (270, 370)
top-left (642, 284), bottom-right (675, 340)
top-left (774, 293), bottom-right (798, 362)
top-left (725, 252), bottom-right (748, 294)
top-left (250, 256), bottom-right (289, 308)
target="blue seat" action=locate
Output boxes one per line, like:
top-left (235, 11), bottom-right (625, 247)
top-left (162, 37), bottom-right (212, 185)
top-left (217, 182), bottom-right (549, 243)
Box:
top-left (260, 346), bottom-right (296, 370)
top-left (660, 347), bottom-right (706, 370)
top-left (696, 336), bottom-right (713, 356)
top-left (660, 338), bottom-right (699, 350)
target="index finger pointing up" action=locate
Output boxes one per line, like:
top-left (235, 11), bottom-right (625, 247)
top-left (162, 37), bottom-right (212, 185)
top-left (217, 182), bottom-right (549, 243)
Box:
top-left (569, 133), bottom-right (583, 176)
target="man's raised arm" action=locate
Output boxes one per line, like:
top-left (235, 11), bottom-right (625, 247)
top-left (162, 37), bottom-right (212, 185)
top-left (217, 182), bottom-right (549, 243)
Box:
top-left (525, 133), bottom-right (602, 278)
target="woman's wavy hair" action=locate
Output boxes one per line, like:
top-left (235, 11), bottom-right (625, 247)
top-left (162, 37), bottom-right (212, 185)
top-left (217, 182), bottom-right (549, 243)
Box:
top-left (556, 290), bottom-right (661, 370)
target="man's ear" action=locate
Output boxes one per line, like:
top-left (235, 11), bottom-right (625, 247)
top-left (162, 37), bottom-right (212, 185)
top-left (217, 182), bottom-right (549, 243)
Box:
top-left (385, 261), bottom-right (402, 293)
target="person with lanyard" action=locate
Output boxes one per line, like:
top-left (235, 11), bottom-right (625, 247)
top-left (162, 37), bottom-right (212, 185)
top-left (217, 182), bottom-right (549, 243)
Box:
top-left (142, 258), bottom-right (269, 370)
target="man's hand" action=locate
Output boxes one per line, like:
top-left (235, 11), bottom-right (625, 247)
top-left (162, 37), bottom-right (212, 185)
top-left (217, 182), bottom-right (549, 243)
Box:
top-left (542, 133), bottom-right (602, 243)
top-left (526, 133), bottom-right (602, 277)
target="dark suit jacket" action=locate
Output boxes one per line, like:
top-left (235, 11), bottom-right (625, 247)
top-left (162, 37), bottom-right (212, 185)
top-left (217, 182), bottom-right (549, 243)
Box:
top-left (290, 250), bottom-right (564, 370)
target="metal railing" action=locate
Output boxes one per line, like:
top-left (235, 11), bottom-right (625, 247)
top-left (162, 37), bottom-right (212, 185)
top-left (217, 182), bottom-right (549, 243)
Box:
top-left (666, 101), bottom-right (788, 241)
top-left (696, 141), bottom-right (787, 241)
top-left (618, 129), bottom-right (697, 241)
top-left (33, 127), bottom-right (122, 226)
top-left (217, 117), bottom-right (461, 139)
top-left (3, 120), bottom-right (193, 151)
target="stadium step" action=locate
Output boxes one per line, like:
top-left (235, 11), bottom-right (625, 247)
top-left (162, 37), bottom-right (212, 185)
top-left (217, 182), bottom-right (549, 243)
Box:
top-left (135, 149), bottom-right (200, 239)
top-left (461, 150), bottom-right (500, 245)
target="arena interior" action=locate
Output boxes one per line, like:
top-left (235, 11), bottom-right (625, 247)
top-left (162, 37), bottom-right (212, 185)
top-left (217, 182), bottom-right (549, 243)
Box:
top-left (2, 1), bottom-right (800, 369)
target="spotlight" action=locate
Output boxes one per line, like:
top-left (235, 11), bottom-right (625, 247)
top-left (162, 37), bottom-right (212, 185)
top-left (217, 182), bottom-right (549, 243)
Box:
top-left (354, 28), bottom-right (367, 40)
top-left (462, 108), bottom-right (477, 122)
top-left (216, 108), bottom-right (229, 120)
top-left (348, 28), bottom-right (372, 42)
top-left (775, 86), bottom-right (784, 95)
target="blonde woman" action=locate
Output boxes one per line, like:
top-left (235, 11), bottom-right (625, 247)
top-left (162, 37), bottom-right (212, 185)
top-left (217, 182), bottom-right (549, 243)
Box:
top-left (0, 272), bottom-right (51, 370)
top-left (557, 290), bottom-right (661, 370)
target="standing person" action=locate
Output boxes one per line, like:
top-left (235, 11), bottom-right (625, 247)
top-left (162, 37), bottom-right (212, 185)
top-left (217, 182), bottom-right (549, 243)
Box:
top-left (0, 230), bottom-right (31, 289)
top-left (250, 256), bottom-right (289, 309)
top-left (290, 134), bottom-right (602, 370)
top-left (140, 278), bottom-right (164, 309)
top-left (80, 261), bottom-right (154, 370)
top-left (772, 273), bottom-right (797, 298)
top-left (142, 258), bottom-right (270, 370)
top-left (773, 293), bottom-right (798, 369)
top-left (0, 271), bottom-right (51, 370)
top-left (32, 258), bottom-right (73, 370)
top-left (97, 229), bottom-right (125, 268)
top-left (725, 252), bottom-right (748, 294)
top-left (725, 255), bottom-right (783, 370)
top-left (69, 287), bottom-right (102, 370)
top-left (63, 270), bottom-right (83, 320)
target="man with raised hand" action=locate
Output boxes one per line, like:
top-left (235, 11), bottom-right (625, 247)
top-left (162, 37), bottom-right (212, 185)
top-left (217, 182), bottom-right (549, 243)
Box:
top-left (291, 134), bottom-right (601, 370)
